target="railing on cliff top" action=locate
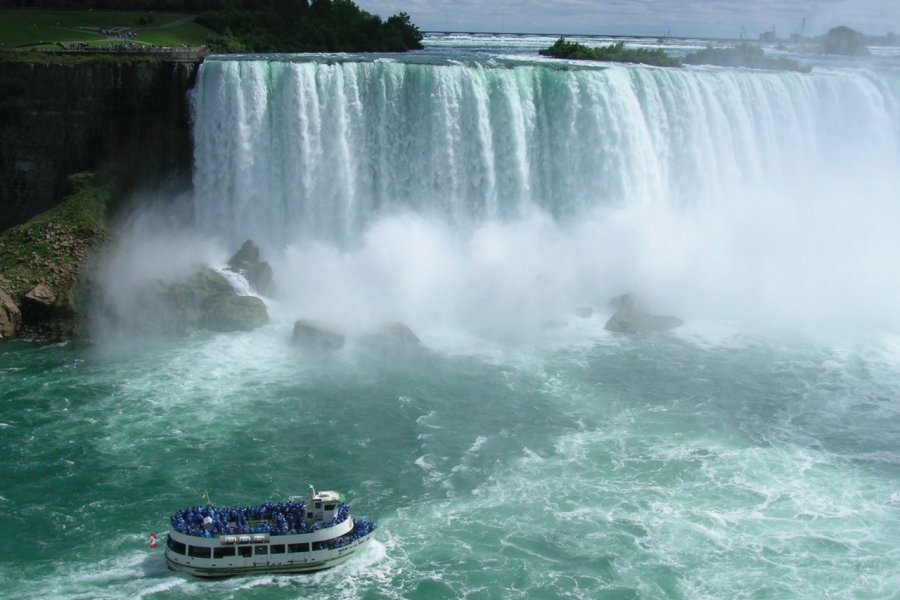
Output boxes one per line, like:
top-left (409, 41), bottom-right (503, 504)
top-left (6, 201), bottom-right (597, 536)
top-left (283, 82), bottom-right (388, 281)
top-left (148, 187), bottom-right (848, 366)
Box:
top-left (4, 42), bottom-right (209, 61)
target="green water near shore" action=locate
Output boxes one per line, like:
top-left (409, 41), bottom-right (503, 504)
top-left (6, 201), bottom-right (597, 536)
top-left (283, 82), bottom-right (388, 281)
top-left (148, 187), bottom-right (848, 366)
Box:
top-left (1, 324), bottom-right (898, 599)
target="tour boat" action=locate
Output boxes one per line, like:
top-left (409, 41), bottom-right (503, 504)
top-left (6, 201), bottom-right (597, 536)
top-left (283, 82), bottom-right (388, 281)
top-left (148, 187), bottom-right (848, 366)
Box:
top-left (164, 485), bottom-right (376, 577)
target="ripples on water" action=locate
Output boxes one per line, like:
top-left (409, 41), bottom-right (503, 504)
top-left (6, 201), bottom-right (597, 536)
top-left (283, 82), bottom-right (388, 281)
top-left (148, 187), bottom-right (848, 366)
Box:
top-left (1, 322), bottom-right (898, 599)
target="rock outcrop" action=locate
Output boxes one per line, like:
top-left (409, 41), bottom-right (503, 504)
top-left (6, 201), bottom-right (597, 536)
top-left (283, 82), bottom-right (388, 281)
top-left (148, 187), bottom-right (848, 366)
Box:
top-left (161, 267), bottom-right (269, 335)
top-left (292, 319), bottom-right (345, 351)
top-left (200, 295), bottom-right (269, 333)
top-left (227, 240), bottom-right (276, 297)
top-left (24, 283), bottom-right (55, 312)
top-left (0, 172), bottom-right (110, 338)
top-left (227, 240), bottom-right (260, 270)
top-left (245, 262), bottom-right (275, 297)
top-left (604, 294), bottom-right (683, 334)
top-left (0, 288), bottom-right (21, 338)
top-left (0, 59), bottom-right (199, 232)
top-left (362, 322), bottom-right (421, 346)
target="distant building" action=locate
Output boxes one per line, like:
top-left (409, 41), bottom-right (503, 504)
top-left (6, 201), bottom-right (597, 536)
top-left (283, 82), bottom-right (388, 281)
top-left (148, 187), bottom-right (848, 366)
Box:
top-left (759, 31), bottom-right (777, 43)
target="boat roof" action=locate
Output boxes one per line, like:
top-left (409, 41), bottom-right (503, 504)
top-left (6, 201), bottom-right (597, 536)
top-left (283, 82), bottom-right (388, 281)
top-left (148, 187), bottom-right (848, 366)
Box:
top-left (315, 491), bottom-right (343, 503)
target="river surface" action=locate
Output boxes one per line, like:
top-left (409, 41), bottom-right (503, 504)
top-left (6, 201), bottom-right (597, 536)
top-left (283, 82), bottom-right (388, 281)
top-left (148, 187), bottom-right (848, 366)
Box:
top-left (2, 33), bottom-right (900, 599)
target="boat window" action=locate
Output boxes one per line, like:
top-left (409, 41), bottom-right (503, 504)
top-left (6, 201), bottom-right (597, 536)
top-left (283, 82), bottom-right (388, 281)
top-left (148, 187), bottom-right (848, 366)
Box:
top-left (315, 502), bottom-right (322, 509)
top-left (188, 545), bottom-right (212, 559)
top-left (167, 537), bottom-right (186, 555)
top-left (255, 545), bottom-right (268, 555)
top-left (307, 512), bottom-right (314, 520)
top-left (270, 544), bottom-right (285, 554)
top-left (214, 547), bottom-right (236, 559)
top-left (288, 542), bottom-right (310, 553)
top-left (237, 545), bottom-right (252, 557)
top-left (312, 541), bottom-right (328, 551)
top-left (324, 504), bottom-right (335, 511)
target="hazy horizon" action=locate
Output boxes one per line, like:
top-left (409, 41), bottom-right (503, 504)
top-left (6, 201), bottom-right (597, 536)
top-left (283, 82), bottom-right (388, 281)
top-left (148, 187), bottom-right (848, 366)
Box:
top-left (357, 0), bottom-right (900, 40)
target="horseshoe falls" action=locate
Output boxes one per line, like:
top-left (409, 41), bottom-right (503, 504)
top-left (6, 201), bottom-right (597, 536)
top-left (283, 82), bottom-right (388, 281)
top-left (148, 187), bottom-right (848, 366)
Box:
top-left (191, 58), bottom-right (900, 334)
top-left (3, 40), bottom-right (900, 599)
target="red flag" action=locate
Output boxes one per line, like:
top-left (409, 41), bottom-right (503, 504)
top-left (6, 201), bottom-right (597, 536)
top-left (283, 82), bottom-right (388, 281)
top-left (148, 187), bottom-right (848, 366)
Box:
top-left (149, 532), bottom-right (158, 550)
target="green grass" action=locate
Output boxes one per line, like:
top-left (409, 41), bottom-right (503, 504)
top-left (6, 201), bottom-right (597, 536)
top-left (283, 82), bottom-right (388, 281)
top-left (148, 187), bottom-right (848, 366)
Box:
top-left (0, 9), bottom-right (215, 49)
top-left (0, 172), bottom-right (111, 302)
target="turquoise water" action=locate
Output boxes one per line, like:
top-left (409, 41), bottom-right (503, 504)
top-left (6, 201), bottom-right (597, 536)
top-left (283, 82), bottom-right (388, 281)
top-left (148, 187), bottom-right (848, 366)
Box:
top-left (4, 33), bottom-right (900, 599)
top-left (2, 323), bottom-right (899, 598)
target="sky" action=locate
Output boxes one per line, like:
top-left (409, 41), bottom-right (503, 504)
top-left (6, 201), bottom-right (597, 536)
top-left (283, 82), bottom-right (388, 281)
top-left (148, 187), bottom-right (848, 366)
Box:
top-left (356, 0), bottom-right (900, 39)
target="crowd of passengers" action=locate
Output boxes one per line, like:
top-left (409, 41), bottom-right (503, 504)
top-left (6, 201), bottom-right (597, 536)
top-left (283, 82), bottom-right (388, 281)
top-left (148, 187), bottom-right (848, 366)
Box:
top-left (170, 501), bottom-right (351, 537)
top-left (321, 519), bottom-right (377, 550)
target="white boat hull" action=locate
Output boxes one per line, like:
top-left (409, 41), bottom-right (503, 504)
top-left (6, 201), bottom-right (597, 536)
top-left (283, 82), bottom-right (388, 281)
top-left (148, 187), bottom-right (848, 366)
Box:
top-left (164, 520), bottom-right (374, 578)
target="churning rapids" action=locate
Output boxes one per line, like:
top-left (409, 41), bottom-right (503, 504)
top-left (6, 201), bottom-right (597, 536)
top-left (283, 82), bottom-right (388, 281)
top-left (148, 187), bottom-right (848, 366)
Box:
top-left (2, 34), bottom-right (899, 599)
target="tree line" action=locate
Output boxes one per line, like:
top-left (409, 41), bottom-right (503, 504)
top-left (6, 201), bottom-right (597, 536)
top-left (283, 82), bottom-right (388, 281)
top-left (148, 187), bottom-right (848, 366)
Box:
top-left (0, 0), bottom-right (425, 52)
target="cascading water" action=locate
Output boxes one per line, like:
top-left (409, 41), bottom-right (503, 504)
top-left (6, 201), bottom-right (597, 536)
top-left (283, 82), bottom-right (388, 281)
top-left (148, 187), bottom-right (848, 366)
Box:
top-left (191, 58), bottom-right (900, 334)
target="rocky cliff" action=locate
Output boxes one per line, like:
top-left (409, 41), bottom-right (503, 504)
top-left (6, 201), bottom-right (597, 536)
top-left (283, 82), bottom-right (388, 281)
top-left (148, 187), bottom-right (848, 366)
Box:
top-left (0, 57), bottom-right (199, 231)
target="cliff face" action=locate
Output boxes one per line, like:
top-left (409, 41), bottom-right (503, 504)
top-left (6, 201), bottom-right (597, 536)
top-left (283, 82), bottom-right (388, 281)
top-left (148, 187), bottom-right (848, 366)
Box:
top-left (0, 59), bottom-right (199, 231)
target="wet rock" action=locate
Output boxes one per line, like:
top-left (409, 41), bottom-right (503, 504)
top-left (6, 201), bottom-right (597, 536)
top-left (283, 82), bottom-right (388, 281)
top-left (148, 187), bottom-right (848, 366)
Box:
top-left (162, 267), bottom-right (233, 331)
top-left (363, 322), bottom-right (421, 346)
top-left (227, 240), bottom-right (275, 296)
top-left (228, 240), bottom-right (260, 271)
top-left (201, 295), bottom-right (269, 332)
top-left (604, 293), bottom-right (682, 333)
top-left (292, 319), bottom-right (345, 351)
top-left (0, 288), bottom-right (21, 338)
top-left (161, 267), bottom-right (268, 334)
top-left (245, 261), bottom-right (275, 297)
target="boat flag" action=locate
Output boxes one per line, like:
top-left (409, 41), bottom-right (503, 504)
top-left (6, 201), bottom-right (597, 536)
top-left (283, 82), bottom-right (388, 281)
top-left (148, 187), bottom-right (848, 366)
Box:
top-left (149, 531), bottom-right (158, 550)
top-left (201, 489), bottom-right (210, 505)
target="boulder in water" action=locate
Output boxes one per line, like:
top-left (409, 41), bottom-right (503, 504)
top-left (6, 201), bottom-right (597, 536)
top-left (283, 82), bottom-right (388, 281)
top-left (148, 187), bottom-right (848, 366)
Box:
top-left (292, 319), bottom-right (345, 351)
top-left (363, 322), bottom-right (421, 346)
top-left (0, 288), bottom-right (21, 338)
top-left (228, 240), bottom-right (260, 271)
top-left (161, 267), bottom-right (268, 334)
top-left (604, 293), bottom-right (682, 333)
top-left (201, 295), bottom-right (269, 332)
top-left (245, 261), bottom-right (275, 297)
top-left (227, 240), bottom-right (275, 296)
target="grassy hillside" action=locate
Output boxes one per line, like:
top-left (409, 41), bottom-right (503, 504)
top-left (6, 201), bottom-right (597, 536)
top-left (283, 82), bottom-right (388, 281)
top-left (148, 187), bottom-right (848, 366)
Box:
top-left (0, 9), bottom-right (214, 49)
top-left (0, 172), bottom-right (112, 338)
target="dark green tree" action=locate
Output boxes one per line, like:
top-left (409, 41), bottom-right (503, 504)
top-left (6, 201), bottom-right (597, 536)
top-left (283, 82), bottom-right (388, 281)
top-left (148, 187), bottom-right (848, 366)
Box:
top-left (822, 26), bottom-right (869, 55)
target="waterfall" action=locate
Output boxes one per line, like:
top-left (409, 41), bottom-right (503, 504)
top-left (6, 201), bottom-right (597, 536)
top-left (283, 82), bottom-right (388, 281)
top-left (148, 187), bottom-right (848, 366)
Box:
top-left (189, 58), bottom-right (900, 333)
top-left (191, 59), bottom-right (899, 244)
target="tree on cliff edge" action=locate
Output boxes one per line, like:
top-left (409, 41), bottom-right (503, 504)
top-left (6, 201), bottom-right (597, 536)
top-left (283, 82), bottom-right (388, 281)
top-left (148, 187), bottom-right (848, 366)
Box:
top-left (198, 0), bottom-right (423, 53)
top-left (822, 26), bottom-right (869, 55)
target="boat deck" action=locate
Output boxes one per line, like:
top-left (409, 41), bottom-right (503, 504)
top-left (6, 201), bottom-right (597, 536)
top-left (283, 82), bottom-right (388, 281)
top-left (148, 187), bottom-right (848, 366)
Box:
top-left (170, 500), bottom-right (349, 538)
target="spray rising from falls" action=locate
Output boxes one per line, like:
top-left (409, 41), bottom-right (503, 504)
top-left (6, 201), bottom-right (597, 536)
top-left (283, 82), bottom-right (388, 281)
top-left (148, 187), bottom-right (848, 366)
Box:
top-left (190, 58), bottom-right (900, 336)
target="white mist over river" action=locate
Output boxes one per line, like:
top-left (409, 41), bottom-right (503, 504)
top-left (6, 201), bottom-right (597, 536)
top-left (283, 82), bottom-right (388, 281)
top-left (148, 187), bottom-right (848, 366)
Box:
top-left (2, 34), bottom-right (899, 599)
